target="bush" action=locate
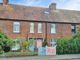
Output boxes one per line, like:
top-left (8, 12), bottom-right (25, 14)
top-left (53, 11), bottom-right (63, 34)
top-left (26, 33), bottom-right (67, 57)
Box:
top-left (57, 33), bottom-right (80, 54)
top-left (57, 38), bottom-right (70, 54)
top-left (42, 38), bottom-right (47, 47)
top-left (0, 32), bottom-right (14, 53)
top-left (21, 39), bottom-right (34, 52)
top-left (22, 40), bottom-right (30, 50)
top-left (0, 46), bottom-right (3, 54)
top-left (0, 32), bottom-right (14, 47)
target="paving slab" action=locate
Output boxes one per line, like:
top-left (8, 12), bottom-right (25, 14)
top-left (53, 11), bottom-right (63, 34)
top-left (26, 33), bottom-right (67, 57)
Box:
top-left (0, 54), bottom-right (80, 60)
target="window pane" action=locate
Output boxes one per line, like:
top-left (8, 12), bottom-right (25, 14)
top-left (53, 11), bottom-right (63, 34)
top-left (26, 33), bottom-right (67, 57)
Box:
top-left (38, 23), bottom-right (42, 33)
top-left (50, 39), bottom-right (56, 47)
top-left (51, 23), bottom-right (56, 34)
top-left (71, 24), bottom-right (76, 33)
top-left (30, 22), bottom-right (34, 33)
top-left (13, 22), bottom-right (20, 33)
top-left (12, 39), bottom-right (20, 51)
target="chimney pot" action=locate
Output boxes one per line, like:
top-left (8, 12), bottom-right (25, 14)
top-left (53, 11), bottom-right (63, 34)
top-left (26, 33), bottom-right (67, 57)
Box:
top-left (49, 3), bottom-right (56, 13)
top-left (3, 0), bottom-right (9, 5)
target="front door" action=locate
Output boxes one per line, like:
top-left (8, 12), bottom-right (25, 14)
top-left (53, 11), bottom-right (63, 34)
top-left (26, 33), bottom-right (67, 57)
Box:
top-left (34, 38), bottom-right (43, 55)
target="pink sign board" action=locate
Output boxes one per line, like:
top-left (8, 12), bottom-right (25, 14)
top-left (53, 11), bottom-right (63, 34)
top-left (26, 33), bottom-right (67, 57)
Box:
top-left (46, 46), bottom-right (56, 55)
top-left (37, 40), bottom-right (42, 48)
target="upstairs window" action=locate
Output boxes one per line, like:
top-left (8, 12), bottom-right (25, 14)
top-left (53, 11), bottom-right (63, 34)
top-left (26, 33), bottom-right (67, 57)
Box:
top-left (30, 22), bottom-right (34, 33)
top-left (38, 23), bottom-right (42, 33)
top-left (71, 24), bottom-right (76, 34)
top-left (51, 23), bottom-right (56, 34)
top-left (13, 22), bottom-right (20, 33)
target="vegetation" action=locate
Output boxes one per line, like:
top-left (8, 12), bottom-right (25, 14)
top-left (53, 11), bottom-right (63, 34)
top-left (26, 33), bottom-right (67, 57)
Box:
top-left (42, 38), bottom-right (47, 47)
top-left (0, 32), bottom-right (14, 53)
top-left (21, 38), bottom-right (34, 52)
top-left (0, 31), bottom-right (80, 55)
top-left (22, 40), bottom-right (30, 51)
top-left (57, 32), bottom-right (80, 54)
top-left (0, 46), bottom-right (3, 54)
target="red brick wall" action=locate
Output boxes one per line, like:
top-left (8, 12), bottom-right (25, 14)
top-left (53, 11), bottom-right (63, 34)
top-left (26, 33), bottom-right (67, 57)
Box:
top-left (46, 23), bottom-right (72, 46)
top-left (0, 20), bottom-right (72, 40)
top-left (27, 22), bottom-right (46, 39)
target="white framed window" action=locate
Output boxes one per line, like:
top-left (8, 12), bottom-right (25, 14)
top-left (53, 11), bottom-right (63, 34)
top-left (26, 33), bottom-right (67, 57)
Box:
top-left (51, 23), bottom-right (56, 34)
top-left (71, 24), bottom-right (76, 34)
top-left (50, 39), bottom-right (56, 47)
top-left (12, 39), bottom-right (20, 51)
top-left (13, 22), bottom-right (20, 33)
top-left (30, 22), bottom-right (34, 33)
top-left (38, 23), bottom-right (42, 33)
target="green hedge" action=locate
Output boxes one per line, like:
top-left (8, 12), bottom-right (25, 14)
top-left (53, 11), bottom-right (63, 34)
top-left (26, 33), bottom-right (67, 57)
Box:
top-left (57, 33), bottom-right (80, 54)
top-left (0, 32), bottom-right (14, 54)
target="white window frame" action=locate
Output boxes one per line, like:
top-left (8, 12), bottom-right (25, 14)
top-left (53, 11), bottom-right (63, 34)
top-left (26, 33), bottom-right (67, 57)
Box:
top-left (12, 39), bottom-right (20, 51)
top-left (50, 39), bottom-right (56, 47)
top-left (30, 22), bottom-right (34, 33)
top-left (50, 23), bottom-right (56, 34)
top-left (38, 23), bottom-right (42, 33)
top-left (13, 22), bottom-right (20, 33)
top-left (71, 24), bottom-right (76, 33)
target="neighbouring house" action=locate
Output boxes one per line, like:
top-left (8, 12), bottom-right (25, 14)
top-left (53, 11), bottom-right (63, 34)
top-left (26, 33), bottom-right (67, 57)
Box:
top-left (0, 0), bottom-right (80, 46)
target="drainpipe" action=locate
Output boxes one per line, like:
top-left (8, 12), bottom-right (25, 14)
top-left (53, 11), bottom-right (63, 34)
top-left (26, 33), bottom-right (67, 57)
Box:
top-left (45, 22), bottom-right (48, 46)
top-left (45, 22), bottom-right (47, 41)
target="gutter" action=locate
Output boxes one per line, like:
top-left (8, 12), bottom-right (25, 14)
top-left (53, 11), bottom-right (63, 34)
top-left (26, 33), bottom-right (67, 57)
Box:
top-left (0, 18), bottom-right (80, 24)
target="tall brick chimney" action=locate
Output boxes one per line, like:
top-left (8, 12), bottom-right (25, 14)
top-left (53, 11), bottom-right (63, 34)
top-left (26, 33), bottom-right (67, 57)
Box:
top-left (49, 3), bottom-right (56, 13)
top-left (3, 0), bottom-right (9, 5)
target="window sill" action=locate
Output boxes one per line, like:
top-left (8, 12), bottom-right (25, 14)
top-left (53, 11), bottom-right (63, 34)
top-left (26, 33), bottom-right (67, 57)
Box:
top-left (29, 32), bottom-right (34, 34)
top-left (37, 32), bottom-right (42, 33)
top-left (13, 31), bottom-right (20, 34)
top-left (51, 33), bottom-right (56, 34)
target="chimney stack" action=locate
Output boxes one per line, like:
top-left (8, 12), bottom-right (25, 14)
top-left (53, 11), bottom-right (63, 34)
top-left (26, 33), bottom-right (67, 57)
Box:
top-left (49, 3), bottom-right (56, 13)
top-left (3, 0), bottom-right (9, 5)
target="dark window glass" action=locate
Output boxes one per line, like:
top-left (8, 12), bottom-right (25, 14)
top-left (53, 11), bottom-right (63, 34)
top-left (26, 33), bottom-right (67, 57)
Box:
top-left (71, 24), bottom-right (76, 34)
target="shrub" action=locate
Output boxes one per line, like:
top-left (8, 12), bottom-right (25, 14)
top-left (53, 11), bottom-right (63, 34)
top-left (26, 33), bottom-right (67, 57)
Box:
top-left (21, 39), bottom-right (34, 52)
top-left (42, 38), bottom-right (47, 47)
top-left (0, 46), bottom-right (3, 54)
top-left (57, 32), bottom-right (80, 54)
top-left (0, 32), bottom-right (14, 53)
top-left (71, 32), bottom-right (80, 53)
top-left (57, 37), bottom-right (70, 54)
top-left (23, 40), bottom-right (30, 50)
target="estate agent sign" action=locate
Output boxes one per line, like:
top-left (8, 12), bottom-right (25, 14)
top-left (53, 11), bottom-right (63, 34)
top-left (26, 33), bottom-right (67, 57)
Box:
top-left (46, 46), bottom-right (56, 55)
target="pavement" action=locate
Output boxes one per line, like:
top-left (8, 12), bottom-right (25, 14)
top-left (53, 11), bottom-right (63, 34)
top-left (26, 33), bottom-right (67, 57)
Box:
top-left (0, 54), bottom-right (80, 60)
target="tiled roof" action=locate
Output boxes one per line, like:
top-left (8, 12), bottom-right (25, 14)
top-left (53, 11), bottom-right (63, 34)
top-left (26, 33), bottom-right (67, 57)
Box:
top-left (0, 4), bottom-right (80, 23)
top-left (50, 10), bottom-right (80, 23)
top-left (0, 4), bottom-right (47, 21)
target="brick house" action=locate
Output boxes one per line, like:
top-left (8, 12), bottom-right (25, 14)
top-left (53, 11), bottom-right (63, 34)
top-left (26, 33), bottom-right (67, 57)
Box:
top-left (0, 0), bottom-right (80, 46)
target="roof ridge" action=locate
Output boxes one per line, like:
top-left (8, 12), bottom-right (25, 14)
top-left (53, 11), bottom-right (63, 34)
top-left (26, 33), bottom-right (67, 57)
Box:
top-left (9, 4), bottom-right (48, 9)
top-left (58, 9), bottom-right (80, 12)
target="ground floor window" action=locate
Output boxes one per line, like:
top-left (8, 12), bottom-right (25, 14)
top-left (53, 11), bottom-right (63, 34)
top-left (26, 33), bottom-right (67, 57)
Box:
top-left (12, 39), bottom-right (20, 51)
top-left (28, 38), bottom-right (43, 48)
top-left (71, 24), bottom-right (76, 34)
top-left (50, 39), bottom-right (56, 47)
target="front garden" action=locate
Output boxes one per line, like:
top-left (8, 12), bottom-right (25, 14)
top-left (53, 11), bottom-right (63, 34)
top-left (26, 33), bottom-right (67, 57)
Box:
top-left (0, 32), bottom-right (35, 57)
top-left (0, 32), bottom-right (80, 56)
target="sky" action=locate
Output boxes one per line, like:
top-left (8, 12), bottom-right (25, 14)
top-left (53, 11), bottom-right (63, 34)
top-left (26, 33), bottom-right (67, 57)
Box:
top-left (0, 0), bottom-right (80, 11)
